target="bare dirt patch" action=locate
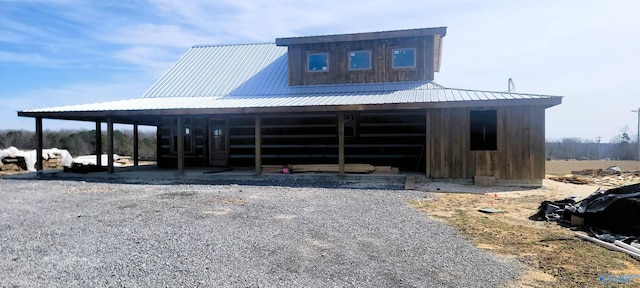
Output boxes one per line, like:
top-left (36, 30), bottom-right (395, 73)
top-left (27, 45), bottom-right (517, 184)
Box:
top-left (411, 177), bottom-right (640, 287)
top-left (546, 160), bottom-right (640, 187)
top-left (546, 160), bottom-right (640, 175)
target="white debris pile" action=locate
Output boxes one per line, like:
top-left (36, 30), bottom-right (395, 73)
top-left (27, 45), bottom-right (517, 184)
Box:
top-left (0, 146), bottom-right (73, 171)
top-left (72, 154), bottom-right (123, 167)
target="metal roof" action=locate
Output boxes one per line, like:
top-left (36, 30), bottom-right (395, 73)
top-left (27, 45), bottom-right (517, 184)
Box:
top-left (275, 27), bottom-right (447, 46)
top-left (22, 43), bottom-right (562, 115)
top-left (141, 43), bottom-right (288, 98)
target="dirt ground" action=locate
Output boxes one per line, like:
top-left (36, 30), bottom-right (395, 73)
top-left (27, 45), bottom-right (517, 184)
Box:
top-left (411, 160), bottom-right (640, 287)
top-left (545, 160), bottom-right (640, 175)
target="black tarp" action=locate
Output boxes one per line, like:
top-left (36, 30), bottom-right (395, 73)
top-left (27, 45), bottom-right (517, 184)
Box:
top-left (533, 183), bottom-right (640, 236)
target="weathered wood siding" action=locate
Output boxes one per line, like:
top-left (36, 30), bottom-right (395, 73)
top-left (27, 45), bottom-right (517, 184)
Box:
top-left (287, 36), bottom-right (435, 85)
top-left (426, 106), bottom-right (545, 183)
top-left (154, 106), bottom-right (546, 183)
top-left (157, 116), bottom-right (208, 168)
top-left (228, 111), bottom-right (426, 169)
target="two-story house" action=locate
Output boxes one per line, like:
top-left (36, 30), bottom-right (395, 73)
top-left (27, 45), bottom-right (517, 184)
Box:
top-left (18, 27), bottom-right (562, 185)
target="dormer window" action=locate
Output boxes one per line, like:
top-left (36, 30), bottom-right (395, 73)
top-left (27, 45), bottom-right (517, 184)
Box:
top-left (307, 52), bottom-right (329, 72)
top-left (392, 48), bottom-right (416, 69)
top-left (348, 50), bottom-right (371, 71)
top-left (276, 27), bottom-right (446, 85)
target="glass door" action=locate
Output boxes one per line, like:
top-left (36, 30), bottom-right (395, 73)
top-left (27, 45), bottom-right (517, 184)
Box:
top-left (209, 118), bottom-right (229, 166)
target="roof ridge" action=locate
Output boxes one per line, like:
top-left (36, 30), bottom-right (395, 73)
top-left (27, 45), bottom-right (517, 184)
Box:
top-left (439, 86), bottom-right (561, 97)
top-left (191, 42), bottom-right (275, 48)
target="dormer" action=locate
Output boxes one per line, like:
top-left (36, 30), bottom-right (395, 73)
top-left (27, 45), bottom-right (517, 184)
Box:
top-left (275, 27), bottom-right (446, 86)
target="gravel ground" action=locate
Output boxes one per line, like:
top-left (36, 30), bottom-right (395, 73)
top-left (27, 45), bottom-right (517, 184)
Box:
top-left (0, 179), bottom-right (519, 287)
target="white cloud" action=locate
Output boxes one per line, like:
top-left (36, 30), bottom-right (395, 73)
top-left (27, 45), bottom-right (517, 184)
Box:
top-left (113, 46), bottom-right (181, 71)
top-left (102, 24), bottom-right (217, 48)
top-left (0, 51), bottom-right (53, 65)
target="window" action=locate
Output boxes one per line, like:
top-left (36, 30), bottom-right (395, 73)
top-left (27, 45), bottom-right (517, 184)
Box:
top-left (210, 120), bottom-right (225, 152)
top-left (307, 52), bottom-right (329, 72)
top-left (470, 110), bottom-right (497, 151)
top-left (348, 50), bottom-right (371, 70)
top-left (172, 117), bottom-right (193, 153)
top-left (344, 114), bottom-right (356, 137)
top-left (392, 48), bottom-right (416, 68)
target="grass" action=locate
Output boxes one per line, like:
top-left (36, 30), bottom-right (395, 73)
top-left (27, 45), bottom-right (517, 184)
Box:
top-left (410, 196), bottom-right (640, 287)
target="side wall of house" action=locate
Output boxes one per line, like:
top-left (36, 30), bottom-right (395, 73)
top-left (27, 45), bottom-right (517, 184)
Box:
top-left (156, 111), bottom-right (426, 170)
top-left (426, 105), bottom-right (545, 184)
top-left (287, 36), bottom-right (435, 85)
top-left (154, 106), bottom-right (546, 183)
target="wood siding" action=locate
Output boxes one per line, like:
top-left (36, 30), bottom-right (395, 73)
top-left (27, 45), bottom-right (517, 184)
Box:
top-left (154, 106), bottom-right (546, 183)
top-left (426, 106), bottom-right (546, 184)
top-left (157, 116), bottom-right (208, 168)
top-left (227, 111), bottom-right (425, 169)
top-left (287, 36), bottom-right (435, 85)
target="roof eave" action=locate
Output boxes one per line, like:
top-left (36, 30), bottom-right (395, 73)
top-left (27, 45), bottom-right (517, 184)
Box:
top-left (17, 97), bottom-right (562, 122)
top-left (276, 27), bottom-right (447, 46)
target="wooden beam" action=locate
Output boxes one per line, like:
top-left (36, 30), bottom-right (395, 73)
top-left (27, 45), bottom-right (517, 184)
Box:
top-left (338, 112), bottom-right (345, 175)
top-left (425, 109), bottom-right (431, 178)
top-left (176, 116), bottom-right (184, 174)
top-left (35, 117), bottom-right (43, 176)
top-left (107, 117), bottom-right (114, 174)
top-left (254, 116), bottom-right (262, 175)
top-left (133, 124), bottom-right (139, 167)
top-left (95, 121), bottom-right (102, 167)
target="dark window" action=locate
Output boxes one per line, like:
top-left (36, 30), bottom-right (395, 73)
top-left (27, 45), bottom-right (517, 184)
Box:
top-left (344, 114), bottom-right (356, 137)
top-left (392, 48), bottom-right (416, 68)
top-left (470, 110), bottom-right (497, 151)
top-left (307, 53), bottom-right (329, 72)
top-left (348, 50), bottom-right (371, 70)
top-left (172, 117), bottom-right (193, 153)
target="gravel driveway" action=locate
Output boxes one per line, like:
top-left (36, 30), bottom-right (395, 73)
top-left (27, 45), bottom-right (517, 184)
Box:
top-left (0, 179), bottom-right (519, 287)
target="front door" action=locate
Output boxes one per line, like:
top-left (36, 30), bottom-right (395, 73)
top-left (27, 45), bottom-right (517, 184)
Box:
top-left (209, 118), bottom-right (229, 166)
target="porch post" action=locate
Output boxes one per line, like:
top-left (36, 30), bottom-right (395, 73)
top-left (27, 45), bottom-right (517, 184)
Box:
top-left (338, 112), bottom-right (345, 175)
top-left (425, 109), bottom-right (430, 178)
top-left (254, 116), bottom-right (262, 175)
top-left (35, 117), bottom-right (43, 176)
top-left (133, 124), bottom-right (139, 167)
top-left (95, 121), bottom-right (102, 167)
top-left (107, 117), bottom-right (114, 174)
top-left (176, 116), bottom-right (184, 174)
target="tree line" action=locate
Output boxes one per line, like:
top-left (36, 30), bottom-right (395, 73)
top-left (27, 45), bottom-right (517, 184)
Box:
top-left (2, 129), bottom-right (637, 161)
top-left (0, 129), bottom-right (157, 160)
top-left (546, 137), bottom-right (639, 161)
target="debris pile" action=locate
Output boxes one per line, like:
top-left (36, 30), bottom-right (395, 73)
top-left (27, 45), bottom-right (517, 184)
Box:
top-left (0, 147), bottom-right (73, 172)
top-left (65, 154), bottom-right (135, 173)
top-left (72, 154), bottom-right (126, 166)
top-left (549, 166), bottom-right (640, 186)
top-left (532, 183), bottom-right (640, 260)
top-left (548, 175), bottom-right (590, 185)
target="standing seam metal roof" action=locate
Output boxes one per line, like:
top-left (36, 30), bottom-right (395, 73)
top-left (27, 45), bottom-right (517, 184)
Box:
top-left (23, 43), bottom-right (562, 113)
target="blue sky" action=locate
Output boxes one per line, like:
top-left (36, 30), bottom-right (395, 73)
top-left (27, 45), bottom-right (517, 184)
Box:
top-left (1, 0), bottom-right (639, 142)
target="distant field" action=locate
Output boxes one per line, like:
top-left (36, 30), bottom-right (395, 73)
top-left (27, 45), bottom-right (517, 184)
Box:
top-left (545, 160), bottom-right (640, 175)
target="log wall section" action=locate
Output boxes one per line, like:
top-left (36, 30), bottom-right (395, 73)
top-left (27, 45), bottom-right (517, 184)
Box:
top-left (227, 111), bottom-right (426, 169)
top-left (157, 116), bottom-right (208, 168)
top-left (153, 106), bottom-right (546, 183)
top-left (287, 36), bottom-right (435, 86)
top-left (426, 106), bottom-right (546, 183)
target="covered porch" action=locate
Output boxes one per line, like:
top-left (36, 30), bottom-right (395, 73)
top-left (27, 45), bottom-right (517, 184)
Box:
top-left (19, 107), bottom-right (402, 178)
